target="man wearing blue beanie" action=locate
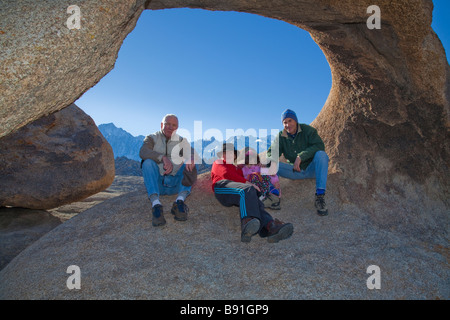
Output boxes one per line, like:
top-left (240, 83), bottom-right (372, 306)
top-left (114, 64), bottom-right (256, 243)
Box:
top-left (267, 108), bottom-right (329, 216)
top-left (281, 109), bottom-right (298, 124)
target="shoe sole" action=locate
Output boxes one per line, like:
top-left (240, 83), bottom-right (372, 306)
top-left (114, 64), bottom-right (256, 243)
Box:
top-left (241, 219), bottom-right (261, 243)
top-left (316, 209), bottom-right (328, 216)
top-left (152, 218), bottom-right (166, 227)
top-left (171, 209), bottom-right (188, 221)
top-left (268, 202), bottom-right (281, 210)
top-left (267, 223), bottom-right (294, 243)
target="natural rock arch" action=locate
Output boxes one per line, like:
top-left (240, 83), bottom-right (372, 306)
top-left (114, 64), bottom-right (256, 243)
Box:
top-left (0, 0), bottom-right (448, 208)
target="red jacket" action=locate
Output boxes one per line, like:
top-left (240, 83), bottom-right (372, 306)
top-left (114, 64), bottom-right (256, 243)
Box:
top-left (211, 159), bottom-right (247, 190)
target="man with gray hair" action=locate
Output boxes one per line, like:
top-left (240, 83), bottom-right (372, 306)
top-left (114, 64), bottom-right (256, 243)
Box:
top-left (140, 114), bottom-right (199, 227)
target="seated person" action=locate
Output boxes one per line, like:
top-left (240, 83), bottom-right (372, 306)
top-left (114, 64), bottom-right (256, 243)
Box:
top-left (211, 143), bottom-right (293, 243)
top-left (140, 114), bottom-right (198, 227)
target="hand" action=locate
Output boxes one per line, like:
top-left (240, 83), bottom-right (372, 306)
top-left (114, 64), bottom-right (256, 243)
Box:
top-left (245, 181), bottom-right (261, 192)
top-left (293, 156), bottom-right (301, 172)
top-left (185, 162), bottom-right (196, 172)
top-left (273, 181), bottom-right (281, 190)
top-left (162, 156), bottom-right (173, 175)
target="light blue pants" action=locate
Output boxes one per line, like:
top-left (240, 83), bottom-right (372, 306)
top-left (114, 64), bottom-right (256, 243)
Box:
top-left (277, 151), bottom-right (329, 191)
top-left (142, 159), bottom-right (192, 197)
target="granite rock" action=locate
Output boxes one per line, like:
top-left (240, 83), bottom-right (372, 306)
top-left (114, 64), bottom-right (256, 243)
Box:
top-left (0, 104), bottom-right (115, 209)
top-left (0, 0), bottom-right (448, 299)
top-left (0, 0), bottom-right (448, 209)
top-left (0, 173), bottom-right (447, 299)
top-left (0, 207), bottom-right (62, 270)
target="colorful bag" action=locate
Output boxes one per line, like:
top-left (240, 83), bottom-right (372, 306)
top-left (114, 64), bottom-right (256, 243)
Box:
top-left (248, 172), bottom-right (272, 197)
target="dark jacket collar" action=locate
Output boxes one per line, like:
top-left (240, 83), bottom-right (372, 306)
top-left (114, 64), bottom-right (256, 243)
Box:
top-left (281, 123), bottom-right (302, 138)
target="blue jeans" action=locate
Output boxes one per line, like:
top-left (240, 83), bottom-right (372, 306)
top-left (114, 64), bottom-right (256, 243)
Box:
top-left (142, 159), bottom-right (192, 197)
top-left (277, 151), bottom-right (329, 190)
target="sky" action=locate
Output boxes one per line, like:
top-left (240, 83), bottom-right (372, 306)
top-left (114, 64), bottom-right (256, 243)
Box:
top-left (76, 1), bottom-right (450, 139)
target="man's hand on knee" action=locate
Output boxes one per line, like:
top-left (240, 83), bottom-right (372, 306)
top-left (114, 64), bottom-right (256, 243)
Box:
top-left (162, 156), bottom-right (173, 175)
top-left (293, 156), bottom-right (302, 172)
top-left (185, 162), bottom-right (195, 172)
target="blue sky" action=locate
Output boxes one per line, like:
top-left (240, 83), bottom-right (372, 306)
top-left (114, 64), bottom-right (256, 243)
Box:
top-left (76, 1), bottom-right (450, 138)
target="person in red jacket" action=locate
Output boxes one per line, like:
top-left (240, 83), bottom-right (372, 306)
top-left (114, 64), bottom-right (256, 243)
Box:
top-left (211, 143), bottom-right (294, 243)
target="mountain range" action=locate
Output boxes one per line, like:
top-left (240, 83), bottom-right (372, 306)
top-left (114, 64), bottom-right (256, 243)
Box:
top-left (98, 123), bottom-right (276, 164)
top-left (98, 123), bottom-right (145, 162)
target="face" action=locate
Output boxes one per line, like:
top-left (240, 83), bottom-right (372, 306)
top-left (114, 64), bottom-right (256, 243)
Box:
top-left (222, 150), bottom-right (236, 163)
top-left (282, 117), bottom-right (298, 135)
top-left (161, 116), bottom-right (179, 138)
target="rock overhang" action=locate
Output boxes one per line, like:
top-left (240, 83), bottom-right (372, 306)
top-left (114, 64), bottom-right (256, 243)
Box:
top-left (0, 0), bottom-right (448, 202)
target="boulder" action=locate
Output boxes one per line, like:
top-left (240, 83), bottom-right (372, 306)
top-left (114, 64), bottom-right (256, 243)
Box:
top-left (0, 173), bottom-right (447, 299)
top-left (0, 104), bottom-right (115, 209)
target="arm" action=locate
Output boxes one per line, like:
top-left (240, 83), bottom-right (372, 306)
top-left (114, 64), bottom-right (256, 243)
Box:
top-left (140, 135), bottom-right (173, 174)
top-left (232, 166), bottom-right (261, 191)
top-left (139, 135), bottom-right (163, 162)
top-left (270, 174), bottom-right (279, 185)
top-left (241, 166), bottom-right (251, 180)
top-left (212, 162), bottom-right (261, 192)
top-left (297, 127), bottom-right (325, 163)
top-left (212, 162), bottom-right (247, 184)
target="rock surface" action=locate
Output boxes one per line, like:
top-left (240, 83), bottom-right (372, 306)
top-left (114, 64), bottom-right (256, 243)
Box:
top-left (0, 0), bottom-right (146, 138)
top-left (0, 104), bottom-right (115, 209)
top-left (0, 207), bottom-right (62, 270)
top-left (48, 175), bottom-right (145, 222)
top-left (0, 175), bottom-right (144, 271)
top-left (0, 173), bottom-right (448, 299)
top-left (0, 0), bottom-right (448, 211)
top-left (0, 0), bottom-right (448, 300)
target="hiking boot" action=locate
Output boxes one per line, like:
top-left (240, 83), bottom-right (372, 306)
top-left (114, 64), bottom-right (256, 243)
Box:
top-left (269, 195), bottom-right (281, 210)
top-left (315, 193), bottom-right (328, 216)
top-left (171, 200), bottom-right (189, 221)
top-left (262, 194), bottom-right (274, 208)
top-left (270, 201), bottom-right (281, 210)
top-left (240, 217), bottom-right (261, 243)
top-left (152, 204), bottom-right (166, 227)
top-left (264, 219), bottom-right (293, 243)
top-left (262, 194), bottom-right (281, 210)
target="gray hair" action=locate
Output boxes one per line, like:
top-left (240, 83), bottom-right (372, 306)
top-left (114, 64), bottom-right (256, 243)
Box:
top-left (161, 114), bottom-right (178, 123)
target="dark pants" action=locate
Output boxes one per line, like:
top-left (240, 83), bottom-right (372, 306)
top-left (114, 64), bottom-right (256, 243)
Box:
top-left (213, 180), bottom-right (273, 232)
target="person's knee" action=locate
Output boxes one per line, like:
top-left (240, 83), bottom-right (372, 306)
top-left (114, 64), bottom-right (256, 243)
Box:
top-left (142, 159), bottom-right (159, 170)
top-left (142, 159), bottom-right (160, 177)
top-left (244, 184), bottom-right (258, 198)
top-left (277, 161), bottom-right (293, 174)
top-left (315, 151), bottom-right (329, 163)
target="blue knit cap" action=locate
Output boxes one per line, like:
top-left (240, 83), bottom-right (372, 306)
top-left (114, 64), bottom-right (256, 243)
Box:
top-left (281, 109), bottom-right (298, 123)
